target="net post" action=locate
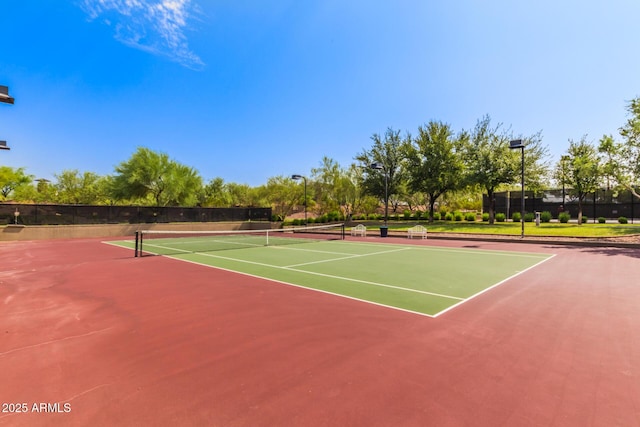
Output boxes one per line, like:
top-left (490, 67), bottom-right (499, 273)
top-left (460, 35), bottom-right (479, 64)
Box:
top-left (341, 223), bottom-right (345, 240)
top-left (134, 231), bottom-right (139, 257)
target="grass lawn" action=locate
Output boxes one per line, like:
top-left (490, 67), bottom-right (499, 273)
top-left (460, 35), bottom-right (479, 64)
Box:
top-left (363, 221), bottom-right (640, 238)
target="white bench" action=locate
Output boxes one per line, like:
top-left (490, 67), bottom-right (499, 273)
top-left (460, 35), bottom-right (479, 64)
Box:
top-left (408, 225), bottom-right (427, 239)
top-left (351, 224), bottom-right (367, 237)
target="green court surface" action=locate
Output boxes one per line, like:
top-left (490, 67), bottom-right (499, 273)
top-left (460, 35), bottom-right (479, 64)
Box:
top-left (109, 238), bottom-right (553, 317)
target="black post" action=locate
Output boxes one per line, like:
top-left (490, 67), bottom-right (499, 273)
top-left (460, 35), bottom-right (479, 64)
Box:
top-left (509, 140), bottom-right (525, 238)
top-left (519, 146), bottom-right (525, 238)
top-left (134, 231), bottom-right (139, 257)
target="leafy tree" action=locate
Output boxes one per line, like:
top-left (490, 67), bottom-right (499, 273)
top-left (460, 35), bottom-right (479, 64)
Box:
top-left (620, 97), bottom-right (640, 193)
top-left (226, 182), bottom-right (261, 207)
top-left (462, 116), bottom-right (519, 224)
top-left (263, 175), bottom-right (298, 220)
top-left (599, 97), bottom-right (640, 199)
top-left (340, 163), bottom-right (367, 220)
top-left (53, 169), bottom-right (103, 204)
top-left (111, 147), bottom-right (202, 206)
top-left (202, 177), bottom-right (233, 207)
top-left (355, 127), bottom-right (409, 221)
top-left (311, 157), bottom-right (341, 215)
top-left (563, 136), bottom-right (601, 224)
top-left (404, 120), bottom-right (465, 222)
top-left (0, 166), bottom-right (33, 200)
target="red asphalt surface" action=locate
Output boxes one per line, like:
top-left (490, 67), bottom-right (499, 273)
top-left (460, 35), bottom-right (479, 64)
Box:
top-left (1, 236), bottom-right (639, 426)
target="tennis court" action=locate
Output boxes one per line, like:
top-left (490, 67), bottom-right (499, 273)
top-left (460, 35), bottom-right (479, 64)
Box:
top-left (3, 235), bottom-right (640, 426)
top-left (109, 225), bottom-right (553, 317)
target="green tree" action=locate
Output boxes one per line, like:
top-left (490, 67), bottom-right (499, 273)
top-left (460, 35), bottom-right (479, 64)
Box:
top-left (226, 182), bottom-right (260, 207)
top-left (202, 177), bottom-right (233, 207)
top-left (462, 116), bottom-right (519, 224)
top-left (0, 166), bottom-right (33, 200)
top-left (355, 127), bottom-right (409, 220)
top-left (263, 175), bottom-right (299, 220)
top-left (619, 97), bottom-right (640, 194)
top-left (564, 136), bottom-right (601, 224)
top-left (53, 169), bottom-right (103, 204)
top-left (111, 147), bottom-right (202, 206)
top-left (404, 120), bottom-right (465, 222)
top-left (599, 97), bottom-right (640, 199)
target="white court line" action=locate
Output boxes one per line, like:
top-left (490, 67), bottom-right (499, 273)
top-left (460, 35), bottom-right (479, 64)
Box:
top-left (338, 240), bottom-right (552, 259)
top-left (433, 253), bottom-right (557, 317)
top-left (285, 247), bottom-right (410, 268)
top-left (162, 254), bottom-right (437, 318)
top-left (190, 250), bottom-right (464, 301)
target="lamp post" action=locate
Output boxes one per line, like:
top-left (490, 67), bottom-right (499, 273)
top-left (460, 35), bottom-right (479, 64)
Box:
top-left (291, 174), bottom-right (307, 225)
top-left (1, 86), bottom-right (13, 152)
top-left (0, 86), bottom-right (14, 105)
top-left (370, 162), bottom-right (388, 236)
top-left (560, 155), bottom-right (569, 211)
top-left (509, 139), bottom-right (525, 238)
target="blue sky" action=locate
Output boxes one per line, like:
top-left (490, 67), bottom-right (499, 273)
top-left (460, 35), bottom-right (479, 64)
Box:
top-left (1, 1), bottom-right (639, 186)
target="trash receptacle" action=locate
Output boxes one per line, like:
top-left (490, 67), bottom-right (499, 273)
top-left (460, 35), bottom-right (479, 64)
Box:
top-left (380, 226), bottom-right (388, 237)
top-left (535, 211), bottom-right (541, 226)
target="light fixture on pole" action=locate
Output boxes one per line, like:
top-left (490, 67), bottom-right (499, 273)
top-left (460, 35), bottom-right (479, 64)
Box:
top-left (370, 162), bottom-right (389, 234)
top-left (0, 86), bottom-right (14, 105)
top-left (291, 174), bottom-right (307, 225)
top-left (560, 155), bottom-right (570, 211)
top-left (1, 85), bottom-right (14, 152)
top-left (509, 139), bottom-right (525, 238)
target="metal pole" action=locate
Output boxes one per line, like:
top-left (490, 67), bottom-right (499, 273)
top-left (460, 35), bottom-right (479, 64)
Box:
top-left (384, 171), bottom-right (388, 226)
top-left (303, 177), bottom-right (307, 226)
top-left (520, 146), bottom-right (524, 238)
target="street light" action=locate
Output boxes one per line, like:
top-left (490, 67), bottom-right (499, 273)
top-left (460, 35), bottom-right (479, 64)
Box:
top-left (560, 155), bottom-right (570, 211)
top-left (509, 139), bottom-right (525, 238)
top-left (0, 85), bottom-right (14, 105)
top-left (1, 85), bottom-right (14, 152)
top-left (370, 162), bottom-right (389, 234)
top-left (291, 174), bottom-right (307, 225)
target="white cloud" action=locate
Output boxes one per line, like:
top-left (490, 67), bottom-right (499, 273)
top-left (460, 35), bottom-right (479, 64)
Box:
top-left (80, 0), bottom-right (204, 70)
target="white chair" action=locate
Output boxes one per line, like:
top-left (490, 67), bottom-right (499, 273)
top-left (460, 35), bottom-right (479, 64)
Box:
top-left (351, 224), bottom-right (367, 237)
top-left (408, 225), bottom-right (427, 239)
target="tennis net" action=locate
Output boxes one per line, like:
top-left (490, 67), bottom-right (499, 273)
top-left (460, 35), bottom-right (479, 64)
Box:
top-left (134, 223), bottom-right (345, 257)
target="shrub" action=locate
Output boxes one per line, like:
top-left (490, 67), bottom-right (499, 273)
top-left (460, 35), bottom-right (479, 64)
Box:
top-left (433, 212), bottom-right (441, 221)
top-left (524, 212), bottom-right (535, 222)
top-left (403, 210), bottom-right (412, 220)
top-left (581, 216), bottom-right (588, 224)
top-left (327, 211), bottom-right (341, 222)
top-left (307, 217), bottom-right (316, 224)
top-left (444, 213), bottom-right (453, 221)
top-left (367, 213), bottom-right (378, 220)
top-left (391, 214), bottom-right (399, 221)
top-left (292, 219), bottom-right (301, 226)
top-left (415, 211), bottom-right (423, 220)
top-left (598, 217), bottom-right (606, 224)
top-left (558, 212), bottom-right (570, 223)
top-left (540, 211), bottom-right (552, 223)
top-left (440, 209), bottom-right (448, 219)
top-left (454, 212), bottom-right (463, 221)
top-left (619, 216), bottom-right (628, 224)
top-left (482, 213), bottom-right (490, 222)
top-left (495, 213), bottom-right (506, 222)
top-left (465, 213), bottom-right (476, 222)
top-left (512, 212), bottom-right (521, 222)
